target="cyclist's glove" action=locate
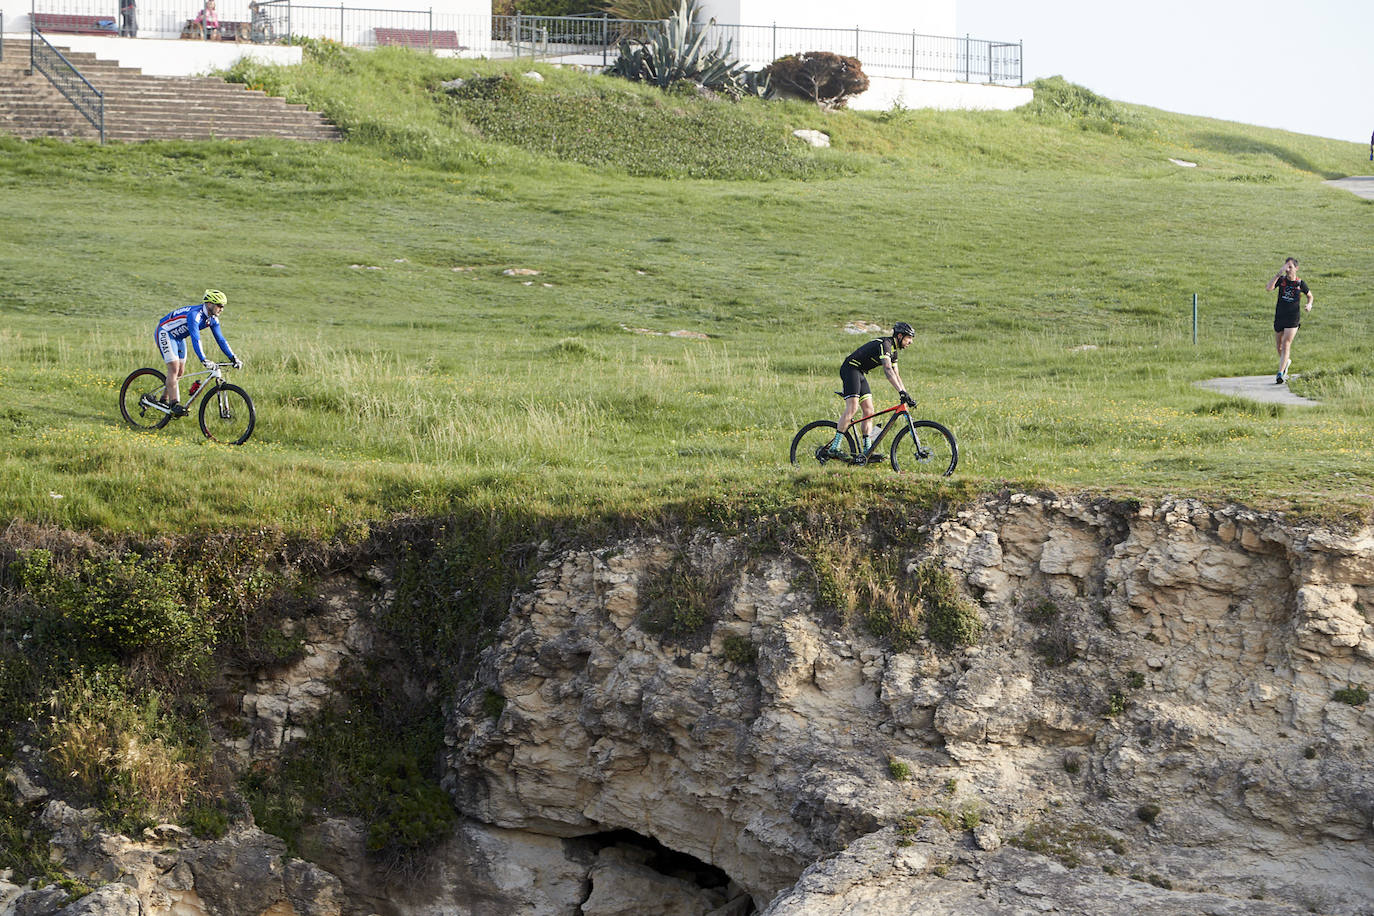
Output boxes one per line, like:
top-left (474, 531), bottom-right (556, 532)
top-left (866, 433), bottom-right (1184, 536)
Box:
top-left (899, 390), bottom-right (914, 406)
top-left (231, 358), bottom-right (243, 369)
top-left (203, 360), bottom-right (217, 370)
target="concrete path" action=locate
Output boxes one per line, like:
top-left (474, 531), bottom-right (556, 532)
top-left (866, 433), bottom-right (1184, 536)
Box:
top-left (1194, 375), bottom-right (1317, 406)
top-left (1323, 176), bottom-right (1374, 199)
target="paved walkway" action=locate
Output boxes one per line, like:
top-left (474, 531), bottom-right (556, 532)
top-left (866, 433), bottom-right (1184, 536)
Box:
top-left (1194, 376), bottom-right (1317, 406)
top-left (1323, 176), bottom-right (1374, 199)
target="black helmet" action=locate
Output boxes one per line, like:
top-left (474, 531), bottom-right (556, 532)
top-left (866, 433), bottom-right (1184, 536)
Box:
top-left (892, 321), bottom-right (914, 338)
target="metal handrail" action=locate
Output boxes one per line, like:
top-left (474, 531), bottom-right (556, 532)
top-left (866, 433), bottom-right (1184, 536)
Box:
top-left (30, 25), bottom-right (105, 142)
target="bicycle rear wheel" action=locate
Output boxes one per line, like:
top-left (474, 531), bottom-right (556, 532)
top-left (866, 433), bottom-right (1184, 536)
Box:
top-left (789, 420), bottom-right (858, 467)
top-left (890, 420), bottom-right (958, 476)
top-left (119, 368), bottom-right (172, 431)
top-left (199, 383), bottom-right (256, 445)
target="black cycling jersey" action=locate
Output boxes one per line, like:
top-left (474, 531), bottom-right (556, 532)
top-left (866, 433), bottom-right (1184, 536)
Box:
top-left (843, 337), bottom-right (898, 373)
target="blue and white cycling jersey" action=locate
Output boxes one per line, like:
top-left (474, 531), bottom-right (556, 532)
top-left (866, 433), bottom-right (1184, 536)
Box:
top-left (155, 304), bottom-right (236, 363)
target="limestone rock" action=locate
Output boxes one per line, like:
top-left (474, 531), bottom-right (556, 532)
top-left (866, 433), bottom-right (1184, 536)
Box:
top-left (449, 495), bottom-right (1374, 915)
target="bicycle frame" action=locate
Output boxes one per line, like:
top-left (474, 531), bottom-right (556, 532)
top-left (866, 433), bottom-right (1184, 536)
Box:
top-left (846, 401), bottom-right (915, 461)
top-left (141, 364), bottom-right (227, 416)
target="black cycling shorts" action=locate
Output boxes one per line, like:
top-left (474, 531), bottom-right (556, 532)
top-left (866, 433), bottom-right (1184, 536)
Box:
top-left (840, 365), bottom-right (872, 400)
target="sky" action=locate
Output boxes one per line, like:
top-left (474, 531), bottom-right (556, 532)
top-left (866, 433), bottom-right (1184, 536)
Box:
top-left (955, 0), bottom-right (1371, 143)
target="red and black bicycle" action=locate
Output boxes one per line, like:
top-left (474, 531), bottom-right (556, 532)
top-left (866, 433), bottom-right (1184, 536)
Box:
top-left (790, 395), bottom-right (957, 476)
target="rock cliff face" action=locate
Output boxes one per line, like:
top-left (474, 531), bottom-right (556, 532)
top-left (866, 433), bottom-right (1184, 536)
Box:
top-left (447, 493), bottom-right (1373, 915)
top-left (7, 493), bottom-right (1372, 915)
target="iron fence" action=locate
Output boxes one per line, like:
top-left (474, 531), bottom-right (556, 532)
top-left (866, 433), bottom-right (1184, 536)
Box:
top-left (702, 22), bottom-right (1020, 84)
top-left (30, 26), bottom-right (105, 141)
top-left (490, 13), bottom-right (658, 67)
top-left (15, 1), bottom-right (1022, 85)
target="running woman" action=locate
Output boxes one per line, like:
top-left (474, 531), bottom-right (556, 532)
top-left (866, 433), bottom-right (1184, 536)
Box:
top-left (152, 289), bottom-right (241, 415)
top-left (828, 322), bottom-right (915, 456)
top-left (1266, 258), bottom-right (1313, 384)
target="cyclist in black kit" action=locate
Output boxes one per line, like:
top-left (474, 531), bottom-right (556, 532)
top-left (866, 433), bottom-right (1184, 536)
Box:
top-left (1266, 257), bottom-right (1313, 384)
top-left (827, 322), bottom-right (915, 456)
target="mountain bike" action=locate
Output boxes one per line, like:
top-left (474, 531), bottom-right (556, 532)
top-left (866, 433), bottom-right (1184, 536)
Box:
top-left (790, 395), bottom-right (957, 476)
top-left (118, 363), bottom-right (256, 445)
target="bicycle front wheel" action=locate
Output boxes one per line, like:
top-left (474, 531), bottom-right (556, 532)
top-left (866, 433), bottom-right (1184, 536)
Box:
top-left (119, 368), bottom-right (172, 431)
top-left (890, 420), bottom-right (958, 476)
top-left (790, 420), bottom-right (858, 468)
top-left (199, 384), bottom-right (256, 445)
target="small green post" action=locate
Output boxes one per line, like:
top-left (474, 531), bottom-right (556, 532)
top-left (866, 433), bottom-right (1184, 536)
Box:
top-left (1192, 293), bottom-right (1198, 344)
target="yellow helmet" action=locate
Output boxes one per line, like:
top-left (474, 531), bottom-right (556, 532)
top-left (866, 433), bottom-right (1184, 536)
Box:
top-left (202, 289), bottom-right (227, 307)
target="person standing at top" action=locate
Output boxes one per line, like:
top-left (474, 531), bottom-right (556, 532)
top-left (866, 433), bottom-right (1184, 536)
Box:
top-left (193, 0), bottom-right (219, 38)
top-left (119, 0), bottom-right (137, 37)
top-left (1266, 257), bottom-right (1313, 384)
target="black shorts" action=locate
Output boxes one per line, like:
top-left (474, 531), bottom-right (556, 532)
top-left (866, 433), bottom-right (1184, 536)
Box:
top-left (840, 365), bottom-right (872, 400)
top-left (1274, 306), bottom-right (1301, 333)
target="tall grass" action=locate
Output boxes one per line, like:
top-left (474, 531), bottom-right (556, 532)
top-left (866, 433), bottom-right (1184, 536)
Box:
top-left (0, 49), bottom-right (1370, 534)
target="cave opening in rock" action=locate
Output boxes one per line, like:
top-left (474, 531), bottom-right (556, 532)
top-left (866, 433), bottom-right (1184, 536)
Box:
top-left (579, 828), bottom-right (756, 915)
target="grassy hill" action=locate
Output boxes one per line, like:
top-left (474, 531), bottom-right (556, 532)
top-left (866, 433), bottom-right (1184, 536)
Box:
top-left (0, 47), bottom-right (1370, 536)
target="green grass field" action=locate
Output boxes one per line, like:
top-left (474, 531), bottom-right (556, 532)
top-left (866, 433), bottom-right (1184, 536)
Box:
top-left (1, 51), bottom-right (1371, 535)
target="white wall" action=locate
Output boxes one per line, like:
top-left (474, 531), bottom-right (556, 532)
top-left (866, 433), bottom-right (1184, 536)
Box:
top-left (699, 0), bottom-right (956, 34)
top-left (849, 77), bottom-right (1030, 112)
top-left (4, 33), bottom-right (302, 75)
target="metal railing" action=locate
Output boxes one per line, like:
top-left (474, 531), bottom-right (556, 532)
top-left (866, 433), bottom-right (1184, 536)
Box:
top-left (30, 26), bottom-right (105, 141)
top-left (484, 13), bottom-right (1021, 85)
top-left (492, 14), bottom-right (658, 67)
top-left (16, 2), bottom-right (1022, 85)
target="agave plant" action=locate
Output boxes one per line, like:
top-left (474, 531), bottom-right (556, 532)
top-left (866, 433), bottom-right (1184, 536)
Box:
top-left (606, 0), bottom-right (759, 99)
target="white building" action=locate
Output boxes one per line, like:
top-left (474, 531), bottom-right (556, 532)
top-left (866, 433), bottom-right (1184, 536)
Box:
top-left (698, 0), bottom-right (955, 35)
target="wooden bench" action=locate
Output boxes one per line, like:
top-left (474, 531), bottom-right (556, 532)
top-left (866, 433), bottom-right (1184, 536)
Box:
top-left (32, 13), bottom-right (119, 35)
top-left (374, 27), bottom-right (463, 50)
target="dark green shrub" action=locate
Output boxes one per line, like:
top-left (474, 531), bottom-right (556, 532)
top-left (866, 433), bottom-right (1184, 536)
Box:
top-left (1333, 686), bottom-right (1368, 706)
top-left (721, 634), bottom-right (757, 666)
top-left (0, 791), bottom-right (62, 885)
top-left (482, 689), bottom-right (506, 720)
top-left (496, 0), bottom-right (588, 14)
top-left (15, 549), bottom-right (214, 681)
top-left (914, 560), bottom-right (982, 649)
top-left (366, 752), bottom-right (456, 855)
top-left (183, 795), bottom-right (231, 839)
top-left (639, 553), bottom-right (716, 639)
top-left (1136, 803), bottom-right (1161, 824)
top-left (763, 51), bottom-right (869, 108)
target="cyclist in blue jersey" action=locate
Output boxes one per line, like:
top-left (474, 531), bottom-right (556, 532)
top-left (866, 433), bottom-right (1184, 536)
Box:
top-left (149, 289), bottom-right (241, 416)
top-left (828, 322), bottom-right (915, 457)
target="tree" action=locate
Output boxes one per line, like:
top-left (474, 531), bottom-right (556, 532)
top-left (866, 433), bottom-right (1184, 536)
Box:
top-left (764, 51), bottom-right (869, 109)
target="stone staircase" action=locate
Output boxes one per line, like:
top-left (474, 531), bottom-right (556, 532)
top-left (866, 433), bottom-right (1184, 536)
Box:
top-left (0, 38), bottom-right (341, 142)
